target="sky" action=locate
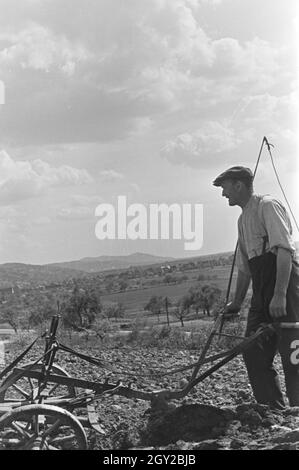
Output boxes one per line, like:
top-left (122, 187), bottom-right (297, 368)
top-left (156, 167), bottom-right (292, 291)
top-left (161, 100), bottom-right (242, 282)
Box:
top-left (0, 0), bottom-right (298, 265)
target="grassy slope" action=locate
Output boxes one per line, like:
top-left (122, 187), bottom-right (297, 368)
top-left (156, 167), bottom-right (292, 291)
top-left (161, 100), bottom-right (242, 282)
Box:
top-left (100, 265), bottom-right (238, 315)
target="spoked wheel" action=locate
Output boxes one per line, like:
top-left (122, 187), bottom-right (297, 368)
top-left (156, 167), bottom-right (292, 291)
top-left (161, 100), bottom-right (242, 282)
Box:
top-left (0, 363), bottom-right (76, 403)
top-left (0, 404), bottom-right (88, 450)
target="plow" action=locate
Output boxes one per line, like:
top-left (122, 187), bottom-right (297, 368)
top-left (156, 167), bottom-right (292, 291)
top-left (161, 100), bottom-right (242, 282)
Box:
top-left (0, 312), bottom-right (276, 450)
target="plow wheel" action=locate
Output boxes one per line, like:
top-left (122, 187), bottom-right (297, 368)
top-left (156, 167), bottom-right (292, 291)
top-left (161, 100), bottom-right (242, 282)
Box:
top-left (0, 363), bottom-right (76, 403)
top-left (0, 404), bottom-right (88, 450)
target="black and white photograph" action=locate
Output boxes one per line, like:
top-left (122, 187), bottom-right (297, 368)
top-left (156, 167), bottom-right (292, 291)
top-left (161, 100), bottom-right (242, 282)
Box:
top-left (0, 0), bottom-right (298, 456)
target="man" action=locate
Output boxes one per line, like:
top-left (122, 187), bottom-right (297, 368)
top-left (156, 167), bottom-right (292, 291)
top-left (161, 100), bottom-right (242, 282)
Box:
top-left (213, 166), bottom-right (299, 408)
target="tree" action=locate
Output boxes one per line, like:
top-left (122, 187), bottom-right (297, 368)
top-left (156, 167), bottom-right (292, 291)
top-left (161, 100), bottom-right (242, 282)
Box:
top-left (188, 284), bottom-right (221, 316)
top-left (28, 307), bottom-right (49, 330)
top-left (26, 292), bottom-right (60, 330)
top-left (0, 303), bottom-right (21, 333)
top-left (163, 274), bottom-right (174, 284)
top-left (199, 284), bottom-right (221, 316)
top-left (62, 284), bottom-right (102, 330)
top-left (104, 281), bottom-right (114, 293)
top-left (188, 286), bottom-right (203, 317)
top-left (164, 296), bottom-right (171, 326)
top-left (144, 296), bottom-right (164, 323)
top-left (175, 294), bottom-right (192, 327)
top-left (119, 280), bottom-right (128, 292)
top-left (103, 302), bottom-right (125, 321)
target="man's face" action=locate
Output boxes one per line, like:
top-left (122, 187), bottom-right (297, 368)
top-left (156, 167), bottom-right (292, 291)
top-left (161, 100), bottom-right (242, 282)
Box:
top-left (220, 179), bottom-right (240, 206)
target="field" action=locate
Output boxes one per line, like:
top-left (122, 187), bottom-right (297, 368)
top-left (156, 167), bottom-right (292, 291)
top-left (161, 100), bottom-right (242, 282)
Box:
top-left (2, 323), bottom-right (299, 452)
top-left (101, 265), bottom-right (238, 315)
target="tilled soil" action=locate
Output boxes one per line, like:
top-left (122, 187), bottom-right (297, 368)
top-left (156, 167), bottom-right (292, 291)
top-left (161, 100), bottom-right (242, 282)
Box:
top-left (3, 341), bottom-right (299, 450)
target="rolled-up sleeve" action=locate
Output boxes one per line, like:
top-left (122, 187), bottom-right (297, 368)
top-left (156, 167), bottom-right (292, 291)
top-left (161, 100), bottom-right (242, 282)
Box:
top-left (260, 198), bottom-right (296, 255)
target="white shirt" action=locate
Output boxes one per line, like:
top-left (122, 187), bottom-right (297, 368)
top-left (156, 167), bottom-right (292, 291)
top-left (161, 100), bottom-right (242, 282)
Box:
top-left (237, 194), bottom-right (296, 275)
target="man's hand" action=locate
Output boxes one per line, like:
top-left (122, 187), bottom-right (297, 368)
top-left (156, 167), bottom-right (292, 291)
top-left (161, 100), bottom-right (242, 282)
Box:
top-left (269, 293), bottom-right (287, 318)
top-left (271, 247), bottom-right (292, 319)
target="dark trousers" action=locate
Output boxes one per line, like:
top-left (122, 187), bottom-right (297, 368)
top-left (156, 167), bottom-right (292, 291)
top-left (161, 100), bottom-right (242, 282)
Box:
top-left (243, 252), bottom-right (299, 408)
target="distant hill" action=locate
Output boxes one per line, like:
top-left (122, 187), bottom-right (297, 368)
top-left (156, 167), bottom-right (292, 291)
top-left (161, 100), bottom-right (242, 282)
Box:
top-left (0, 250), bottom-right (244, 288)
top-left (50, 252), bottom-right (175, 273)
top-left (0, 253), bottom-right (175, 288)
top-left (0, 263), bottom-right (86, 289)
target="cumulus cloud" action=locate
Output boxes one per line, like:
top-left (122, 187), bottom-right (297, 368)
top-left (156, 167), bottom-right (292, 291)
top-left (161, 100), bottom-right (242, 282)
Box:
top-left (56, 206), bottom-right (93, 220)
top-left (98, 170), bottom-right (125, 181)
top-left (0, 0), bottom-right (291, 146)
top-left (55, 193), bottom-right (104, 220)
top-left (240, 92), bottom-right (298, 125)
top-left (210, 37), bottom-right (279, 80)
top-left (0, 206), bottom-right (19, 219)
top-left (161, 121), bottom-right (242, 167)
top-left (32, 216), bottom-right (51, 226)
top-left (130, 183), bottom-right (141, 193)
top-left (0, 150), bottom-right (92, 204)
top-left (227, 91), bottom-right (299, 150)
top-left (0, 24), bottom-right (90, 75)
top-left (70, 194), bottom-right (104, 206)
top-left (161, 84), bottom-right (298, 168)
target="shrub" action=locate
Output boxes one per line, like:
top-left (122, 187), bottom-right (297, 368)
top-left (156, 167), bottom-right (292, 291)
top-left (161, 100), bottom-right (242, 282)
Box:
top-left (188, 324), bottom-right (212, 350)
top-left (8, 330), bottom-right (39, 351)
top-left (217, 320), bottom-right (246, 349)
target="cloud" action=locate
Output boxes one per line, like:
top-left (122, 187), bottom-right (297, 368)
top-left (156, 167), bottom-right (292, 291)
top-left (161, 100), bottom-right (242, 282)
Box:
top-left (55, 193), bottom-right (104, 220)
top-left (0, 24), bottom-right (90, 75)
top-left (130, 183), bottom-right (141, 193)
top-left (0, 150), bottom-right (92, 204)
top-left (0, 206), bottom-right (19, 219)
top-left (161, 121), bottom-right (242, 167)
top-left (98, 170), bottom-right (125, 181)
top-left (231, 91), bottom-right (299, 150)
top-left (32, 216), bottom-right (51, 225)
top-left (240, 92), bottom-right (298, 125)
top-left (0, 0), bottom-right (292, 146)
top-left (56, 206), bottom-right (93, 220)
top-left (70, 194), bottom-right (104, 206)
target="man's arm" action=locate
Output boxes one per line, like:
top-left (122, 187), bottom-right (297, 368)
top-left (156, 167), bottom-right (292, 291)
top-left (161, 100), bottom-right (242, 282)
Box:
top-left (269, 247), bottom-right (292, 318)
top-left (225, 269), bottom-right (251, 313)
top-left (259, 198), bottom-right (295, 318)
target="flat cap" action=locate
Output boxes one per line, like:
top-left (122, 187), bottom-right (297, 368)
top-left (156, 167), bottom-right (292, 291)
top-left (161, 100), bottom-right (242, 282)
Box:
top-left (213, 166), bottom-right (253, 187)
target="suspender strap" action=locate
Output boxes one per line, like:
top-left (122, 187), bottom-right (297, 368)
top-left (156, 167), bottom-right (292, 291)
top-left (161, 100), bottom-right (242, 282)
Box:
top-left (262, 235), bottom-right (269, 255)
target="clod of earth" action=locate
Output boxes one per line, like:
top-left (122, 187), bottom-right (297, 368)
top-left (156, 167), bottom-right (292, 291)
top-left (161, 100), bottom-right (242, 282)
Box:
top-left (142, 404), bottom-right (227, 446)
top-left (272, 429), bottom-right (299, 444)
